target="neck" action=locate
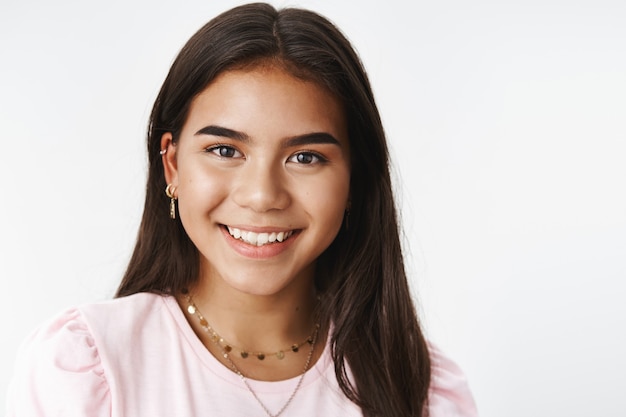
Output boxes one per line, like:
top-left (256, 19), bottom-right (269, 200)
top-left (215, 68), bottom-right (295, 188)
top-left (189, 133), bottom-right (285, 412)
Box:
top-left (181, 277), bottom-right (319, 352)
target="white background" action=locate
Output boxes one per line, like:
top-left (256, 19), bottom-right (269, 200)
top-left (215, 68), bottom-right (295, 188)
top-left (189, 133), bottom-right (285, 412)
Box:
top-left (1, 0), bottom-right (625, 416)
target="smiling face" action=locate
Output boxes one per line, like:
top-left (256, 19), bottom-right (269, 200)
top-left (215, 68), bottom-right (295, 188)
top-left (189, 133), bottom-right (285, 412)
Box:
top-left (162, 64), bottom-right (351, 298)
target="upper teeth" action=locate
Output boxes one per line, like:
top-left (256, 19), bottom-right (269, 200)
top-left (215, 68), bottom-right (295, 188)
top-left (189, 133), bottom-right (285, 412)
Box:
top-left (227, 226), bottom-right (294, 246)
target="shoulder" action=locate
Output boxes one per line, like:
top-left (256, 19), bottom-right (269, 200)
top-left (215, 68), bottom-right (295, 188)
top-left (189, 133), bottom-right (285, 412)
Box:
top-left (7, 303), bottom-right (111, 416)
top-left (78, 291), bottom-right (166, 318)
top-left (428, 342), bottom-right (479, 417)
top-left (6, 293), bottom-right (169, 417)
top-left (78, 292), bottom-right (169, 333)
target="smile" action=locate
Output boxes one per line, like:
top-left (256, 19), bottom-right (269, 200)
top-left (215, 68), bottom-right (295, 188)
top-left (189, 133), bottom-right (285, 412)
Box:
top-left (226, 226), bottom-right (295, 247)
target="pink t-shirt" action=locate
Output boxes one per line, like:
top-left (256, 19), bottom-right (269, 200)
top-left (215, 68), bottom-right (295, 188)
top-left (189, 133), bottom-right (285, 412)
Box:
top-left (7, 293), bottom-right (478, 416)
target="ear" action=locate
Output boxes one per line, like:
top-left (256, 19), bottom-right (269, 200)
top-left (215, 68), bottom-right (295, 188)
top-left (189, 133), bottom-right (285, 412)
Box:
top-left (161, 133), bottom-right (178, 186)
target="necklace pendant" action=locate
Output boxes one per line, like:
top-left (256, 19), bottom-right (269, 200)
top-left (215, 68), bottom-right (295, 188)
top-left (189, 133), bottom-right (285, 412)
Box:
top-left (184, 293), bottom-right (321, 417)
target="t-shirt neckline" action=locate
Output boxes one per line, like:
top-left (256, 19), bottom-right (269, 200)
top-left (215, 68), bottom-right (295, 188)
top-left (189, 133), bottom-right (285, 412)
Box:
top-left (161, 294), bottom-right (332, 394)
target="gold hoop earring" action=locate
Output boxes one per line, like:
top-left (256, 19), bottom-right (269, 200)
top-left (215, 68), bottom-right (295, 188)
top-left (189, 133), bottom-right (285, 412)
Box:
top-left (165, 184), bottom-right (177, 219)
top-left (344, 201), bottom-right (351, 230)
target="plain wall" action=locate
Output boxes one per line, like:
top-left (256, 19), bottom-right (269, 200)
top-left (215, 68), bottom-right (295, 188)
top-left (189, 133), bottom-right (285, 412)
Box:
top-left (1, 0), bottom-right (625, 416)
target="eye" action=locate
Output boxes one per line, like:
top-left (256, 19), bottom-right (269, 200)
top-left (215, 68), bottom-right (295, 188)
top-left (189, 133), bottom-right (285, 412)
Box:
top-left (288, 152), bottom-right (327, 165)
top-left (206, 145), bottom-right (243, 158)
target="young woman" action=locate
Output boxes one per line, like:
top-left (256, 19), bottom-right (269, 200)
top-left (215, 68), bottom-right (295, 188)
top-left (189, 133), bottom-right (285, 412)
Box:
top-left (8, 3), bottom-right (477, 416)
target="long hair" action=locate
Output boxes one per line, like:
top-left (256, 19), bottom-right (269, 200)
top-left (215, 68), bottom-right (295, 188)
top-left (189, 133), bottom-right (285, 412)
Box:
top-left (116, 3), bottom-right (431, 416)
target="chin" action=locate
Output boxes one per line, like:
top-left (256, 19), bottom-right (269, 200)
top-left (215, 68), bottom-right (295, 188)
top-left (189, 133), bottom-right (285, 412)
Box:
top-left (223, 266), bottom-right (313, 297)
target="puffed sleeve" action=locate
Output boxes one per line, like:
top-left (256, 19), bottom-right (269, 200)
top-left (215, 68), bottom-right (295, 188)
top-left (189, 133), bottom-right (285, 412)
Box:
top-left (6, 308), bottom-right (111, 417)
top-left (428, 343), bottom-right (479, 417)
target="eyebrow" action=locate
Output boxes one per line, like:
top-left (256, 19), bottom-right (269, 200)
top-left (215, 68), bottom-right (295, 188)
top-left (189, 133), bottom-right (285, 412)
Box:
top-left (284, 132), bottom-right (340, 148)
top-left (195, 125), bottom-right (341, 148)
top-left (195, 125), bottom-right (250, 142)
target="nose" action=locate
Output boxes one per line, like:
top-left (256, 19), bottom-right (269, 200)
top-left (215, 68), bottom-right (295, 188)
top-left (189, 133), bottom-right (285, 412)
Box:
top-left (231, 161), bottom-right (291, 212)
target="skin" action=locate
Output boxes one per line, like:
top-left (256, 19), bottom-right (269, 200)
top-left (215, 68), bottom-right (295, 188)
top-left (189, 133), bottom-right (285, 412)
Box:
top-left (161, 64), bottom-right (350, 380)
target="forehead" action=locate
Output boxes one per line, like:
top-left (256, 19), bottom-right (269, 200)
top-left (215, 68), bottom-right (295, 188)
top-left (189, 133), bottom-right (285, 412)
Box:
top-left (183, 65), bottom-right (348, 144)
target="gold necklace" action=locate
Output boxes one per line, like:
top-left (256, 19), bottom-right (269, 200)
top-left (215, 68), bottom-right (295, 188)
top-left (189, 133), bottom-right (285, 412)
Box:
top-left (185, 296), bottom-right (318, 360)
top-left (184, 295), bottom-right (320, 417)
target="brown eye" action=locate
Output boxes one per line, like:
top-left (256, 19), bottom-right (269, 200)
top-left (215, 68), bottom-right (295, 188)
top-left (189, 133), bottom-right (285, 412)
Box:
top-left (297, 153), bottom-right (314, 164)
top-left (288, 152), bottom-right (326, 165)
top-left (206, 145), bottom-right (242, 158)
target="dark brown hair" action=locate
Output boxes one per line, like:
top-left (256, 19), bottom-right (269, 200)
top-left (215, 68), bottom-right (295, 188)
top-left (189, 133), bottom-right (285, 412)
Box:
top-left (116, 3), bottom-right (431, 416)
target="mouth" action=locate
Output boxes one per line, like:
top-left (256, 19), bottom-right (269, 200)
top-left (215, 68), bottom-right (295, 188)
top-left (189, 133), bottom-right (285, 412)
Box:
top-left (225, 226), bottom-right (297, 247)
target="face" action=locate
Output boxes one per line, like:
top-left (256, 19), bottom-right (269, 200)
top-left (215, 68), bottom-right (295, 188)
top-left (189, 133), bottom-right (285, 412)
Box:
top-left (162, 65), bottom-right (350, 297)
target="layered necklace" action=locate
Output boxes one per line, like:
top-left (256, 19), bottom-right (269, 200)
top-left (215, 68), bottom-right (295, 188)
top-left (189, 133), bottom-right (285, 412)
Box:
top-left (184, 293), bottom-right (320, 417)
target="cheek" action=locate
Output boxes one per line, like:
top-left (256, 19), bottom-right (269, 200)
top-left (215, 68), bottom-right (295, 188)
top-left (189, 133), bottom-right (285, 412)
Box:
top-left (306, 174), bottom-right (350, 226)
top-left (176, 164), bottom-right (229, 221)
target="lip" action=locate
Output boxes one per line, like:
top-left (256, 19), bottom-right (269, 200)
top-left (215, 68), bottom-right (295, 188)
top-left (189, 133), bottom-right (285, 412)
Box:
top-left (220, 225), bottom-right (300, 259)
